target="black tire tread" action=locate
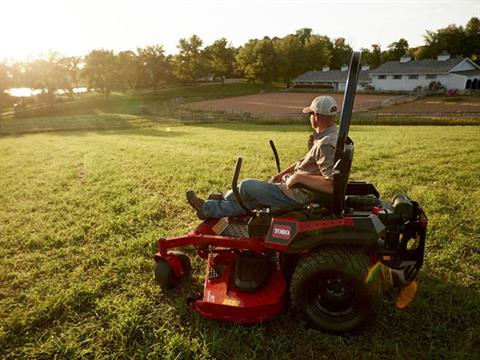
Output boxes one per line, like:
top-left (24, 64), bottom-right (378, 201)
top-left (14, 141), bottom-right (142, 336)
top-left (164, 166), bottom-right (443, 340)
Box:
top-left (290, 246), bottom-right (382, 332)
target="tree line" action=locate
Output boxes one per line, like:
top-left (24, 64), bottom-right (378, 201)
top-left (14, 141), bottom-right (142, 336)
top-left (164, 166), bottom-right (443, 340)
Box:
top-left (0, 17), bottom-right (478, 112)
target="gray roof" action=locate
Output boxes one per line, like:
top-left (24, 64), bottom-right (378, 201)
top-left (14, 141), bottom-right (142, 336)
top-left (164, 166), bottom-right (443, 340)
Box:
top-left (294, 70), bottom-right (370, 83)
top-left (369, 58), bottom-right (464, 75)
top-left (452, 69), bottom-right (480, 77)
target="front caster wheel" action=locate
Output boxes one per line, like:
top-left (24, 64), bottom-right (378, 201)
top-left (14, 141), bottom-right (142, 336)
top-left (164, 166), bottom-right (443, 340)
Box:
top-left (154, 260), bottom-right (178, 290)
top-left (154, 251), bottom-right (192, 290)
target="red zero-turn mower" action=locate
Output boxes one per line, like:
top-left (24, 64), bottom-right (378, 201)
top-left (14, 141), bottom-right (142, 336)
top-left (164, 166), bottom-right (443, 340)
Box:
top-left (153, 52), bottom-right (428, 333)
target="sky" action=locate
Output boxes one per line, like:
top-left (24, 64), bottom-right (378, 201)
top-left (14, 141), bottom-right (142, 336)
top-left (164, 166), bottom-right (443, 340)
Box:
top-left (1, 0), bottom-right (478, 61)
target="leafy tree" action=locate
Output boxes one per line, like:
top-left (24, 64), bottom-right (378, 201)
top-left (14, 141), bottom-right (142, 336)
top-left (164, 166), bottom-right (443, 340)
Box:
top-left (82, 50), bottom-right (117, 99)
top-left (236, 38), bottom-right (277, 83)
top-left (0, 63), bottom-right (11, 113)
top-left (275, 35), bottom-right (305, 86)
top-left (418, 23), bottom-right (468, 59)
top-left (204, 38), bottom-right (236, 82)
top-left (304, 35), bottom-right (332, 71)
top-left (137, 45), bottom-right (167, 90)
top-left (330, 38), bottom-right (352, 69)
top-left (174, 35), bottom-right (206, 82)
top-left (384, 38), bottom-right (409, 61)
top-left (361, 44), bottom-right (383, 68)
top-left (24, 52), bottom-right (68, 106)
top-left (465, 17), bottom-right (480, 59)
top-left (116, 50), bottom-right (137, 91)
top-left (57, 56), bottom-right (82, 95)
top-left (163, 55), bottom-right (177, 84)
top-left (295, 28), bottom-right (313, 45)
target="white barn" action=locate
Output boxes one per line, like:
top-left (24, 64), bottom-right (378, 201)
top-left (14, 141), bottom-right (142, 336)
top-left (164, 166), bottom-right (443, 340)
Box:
top-left (369, 52), bottom-right (480, 91)
top-left (292, 64), bottom-right (371, 91)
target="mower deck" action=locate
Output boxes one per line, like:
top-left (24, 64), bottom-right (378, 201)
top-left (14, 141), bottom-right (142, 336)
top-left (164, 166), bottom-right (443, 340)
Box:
top-left (190, 252), bottom-right (286, 324)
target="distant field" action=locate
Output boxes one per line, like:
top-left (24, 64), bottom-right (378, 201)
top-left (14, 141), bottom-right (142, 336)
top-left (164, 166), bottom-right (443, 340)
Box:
top-left (182, 92), bottom-right (393, 116)
top-left (2, 85), bottom-right (479, 135)
top-left (1, 124), bottom-right (479, 358)
top-left (0, 83), bottom-right (282, 121)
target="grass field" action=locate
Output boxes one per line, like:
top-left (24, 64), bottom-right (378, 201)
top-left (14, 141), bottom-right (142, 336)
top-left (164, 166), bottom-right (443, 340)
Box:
top-left (1, 123), bottom-right (479, 359)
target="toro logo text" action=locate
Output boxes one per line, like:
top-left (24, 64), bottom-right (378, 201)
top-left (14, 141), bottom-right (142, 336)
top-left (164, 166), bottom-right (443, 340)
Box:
top-left (272, 225), bottom-right (292, 240)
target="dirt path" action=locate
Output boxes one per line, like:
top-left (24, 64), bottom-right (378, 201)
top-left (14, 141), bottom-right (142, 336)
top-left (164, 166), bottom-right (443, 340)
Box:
top-left (182, 92), bottom-right (393, 116)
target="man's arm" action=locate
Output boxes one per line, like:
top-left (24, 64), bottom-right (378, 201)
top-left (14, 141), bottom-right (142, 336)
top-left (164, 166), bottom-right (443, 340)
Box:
top-left (285, 172), bottom-right (334, 194)
top-left (270, 162), bottom-right (298, 183)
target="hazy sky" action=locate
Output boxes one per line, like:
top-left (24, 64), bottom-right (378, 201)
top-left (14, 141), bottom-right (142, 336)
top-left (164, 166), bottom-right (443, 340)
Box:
top-left (1, 0), bottom-right (478, 60)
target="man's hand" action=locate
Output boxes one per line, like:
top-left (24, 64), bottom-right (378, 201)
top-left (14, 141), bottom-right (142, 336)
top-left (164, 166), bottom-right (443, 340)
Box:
top-left (270, 163), bottom-right (297, 183)
top-left (270, 173), bottom-right (283, 183)
top-left (285, 173), bottom-right (299, 189)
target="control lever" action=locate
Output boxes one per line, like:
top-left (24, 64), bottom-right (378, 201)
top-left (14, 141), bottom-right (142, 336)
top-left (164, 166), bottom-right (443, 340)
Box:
top-left (231, 157), bottom-right (252, 215)
top-left (269, 140), bottom-right (281, 173)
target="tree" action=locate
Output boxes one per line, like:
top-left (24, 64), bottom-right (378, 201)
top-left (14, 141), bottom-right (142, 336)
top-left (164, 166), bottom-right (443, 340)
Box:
top-left (465, 17), bottom-right (480, 59)
top-left (384, 38), bottom-right (409, 61)
top-left (275, 34), bottom-right (305, 86)
top-left (82, 50), bottom-right (117, 99)
top-left (361, 44), bottom-right (383, 68)
top-left (295, 28), bottom-right (313, 45)
top-left (116, 50), bottom-right (137, 91)
top-left (174, 35), bottom-right (206, 82)
top-left (330, 38), bottom-right (352, 69)
top-left (204, 38), bottom-right (236, 82)
top-left (163, 55), bottom-right (177, 84)
top-left (236, 38), bottom-right (277, 83)
top-left (304, 35), bottom-right (332, 71)
top-left (137, 45), bottom-right (167, 90)
top-left (418, 23), bottom-right (468, 59)
top-left (0, 63), bottom-right (11, 114)
top-left (57, 56), bottom-right (82, 95)
top-left (24, 52), bottom-right (68, 106)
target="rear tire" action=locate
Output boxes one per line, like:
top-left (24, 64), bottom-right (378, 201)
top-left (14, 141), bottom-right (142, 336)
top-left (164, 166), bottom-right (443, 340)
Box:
top-left (290, 246), bottom-right (382, 333)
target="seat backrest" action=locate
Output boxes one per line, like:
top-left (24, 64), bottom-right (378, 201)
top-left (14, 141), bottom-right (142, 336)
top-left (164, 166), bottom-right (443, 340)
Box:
top-left (332, 138), bottom-right (354, 215)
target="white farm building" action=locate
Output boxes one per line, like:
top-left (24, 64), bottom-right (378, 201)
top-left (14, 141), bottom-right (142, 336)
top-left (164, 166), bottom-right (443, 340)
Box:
top-left (369, 52), bottom-right (480, 91)
top-left (293, 52), bottom-right (480, 92)
top-left (292, 64), bottom-right (372, 91)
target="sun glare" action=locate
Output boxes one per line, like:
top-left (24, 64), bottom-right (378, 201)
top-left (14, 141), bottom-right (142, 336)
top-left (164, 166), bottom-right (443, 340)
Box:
top-left (0, 0), bottom-right (478, 61)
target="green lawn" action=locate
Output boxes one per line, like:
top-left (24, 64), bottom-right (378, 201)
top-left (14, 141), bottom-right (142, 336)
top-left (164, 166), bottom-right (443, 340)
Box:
top-left (1, 124), bottom-right (479, 359)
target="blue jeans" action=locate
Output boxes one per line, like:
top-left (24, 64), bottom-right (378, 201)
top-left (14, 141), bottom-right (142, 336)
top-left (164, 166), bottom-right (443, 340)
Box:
top-left (203, 178), bottom-right (303, 218)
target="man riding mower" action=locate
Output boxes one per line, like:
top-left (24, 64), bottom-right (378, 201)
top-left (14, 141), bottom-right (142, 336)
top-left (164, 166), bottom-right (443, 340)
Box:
top-left (153, 52), bottom-right (427, 333)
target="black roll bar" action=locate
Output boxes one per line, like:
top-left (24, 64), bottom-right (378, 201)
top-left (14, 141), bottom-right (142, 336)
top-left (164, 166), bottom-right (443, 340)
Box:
top-left (332, 51), bottom-right (361, 215)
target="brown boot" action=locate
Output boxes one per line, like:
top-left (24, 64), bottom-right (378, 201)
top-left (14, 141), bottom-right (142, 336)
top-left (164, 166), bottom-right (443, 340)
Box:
top-left (186, 190), bottom-right (207, 220)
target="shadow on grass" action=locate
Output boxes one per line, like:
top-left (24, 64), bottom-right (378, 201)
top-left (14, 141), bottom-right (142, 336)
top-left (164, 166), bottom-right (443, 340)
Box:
top-left (0, 119), bottom-right (187, 139)
top-left (189, 121), bottom-right (397, 133)
top-left (159, 269), bottom-right (479, 359)
top-left (47, 127), bottom-right (186, 138)
top-left (190, 121), bottom-right (312, 133)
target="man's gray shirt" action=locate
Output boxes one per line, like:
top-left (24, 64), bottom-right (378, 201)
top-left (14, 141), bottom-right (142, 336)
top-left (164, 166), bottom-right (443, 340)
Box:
top-left (276, 124), bottom-right (338, 204)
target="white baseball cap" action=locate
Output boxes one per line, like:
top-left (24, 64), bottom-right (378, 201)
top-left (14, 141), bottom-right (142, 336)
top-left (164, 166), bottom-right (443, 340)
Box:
top-left (302, 96), bottom-right (338, 116)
